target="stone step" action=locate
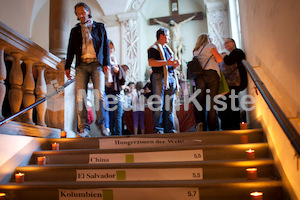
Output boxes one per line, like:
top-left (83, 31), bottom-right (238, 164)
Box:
top-left (0, 128), bottom-right (290, 200)
top-left (0, 121), bottom-right (61, 138)
top-left (40, 129), bottom-right (264, 150)
top-left (31, 143), bottom-right (270, 165)
top-left (0, 179), bottom-right (284, 200)
top-left (14, 159), bottom-right (277, 182)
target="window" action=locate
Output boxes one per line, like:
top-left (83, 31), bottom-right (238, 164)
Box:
top-left (229, 0), bottom-right (242, 48)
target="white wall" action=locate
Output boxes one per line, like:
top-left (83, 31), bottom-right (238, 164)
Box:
top-left (0, 0), bottom-right (35, 38)
top-left (106, 25), bottom-right (121, 66)
top-left (30, 0), bottom-right (49, 50)
top-left (238, 0), bottom-right (300, 198)
top-left (0, 135), bottom-right (41, 183)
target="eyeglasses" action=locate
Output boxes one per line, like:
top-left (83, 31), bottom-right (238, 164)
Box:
top-left (224, 41), bottom-right (233, 45)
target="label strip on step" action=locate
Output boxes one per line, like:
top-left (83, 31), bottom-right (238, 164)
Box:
top-left (99, 138), bottom-right (202, 149)
top-left (89, 149), bottom-right (204, 164)
top-left (76, 168), bottom-right (203, 181)
top-left (59, 187), bottom-right (200, 200)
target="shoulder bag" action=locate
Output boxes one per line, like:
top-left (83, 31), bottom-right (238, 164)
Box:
top-left (187, 44), bottom-right (212, 80)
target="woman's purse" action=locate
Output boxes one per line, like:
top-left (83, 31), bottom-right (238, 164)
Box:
top-left (218, 70), bottom-right (230, 97)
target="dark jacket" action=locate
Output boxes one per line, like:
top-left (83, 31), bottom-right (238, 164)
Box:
top-left (65, 21), bottom-right (110, 69)
top-left (223, 48), bottom-right (247, 91)
top-left (111, 66), bottom-right (126, 94)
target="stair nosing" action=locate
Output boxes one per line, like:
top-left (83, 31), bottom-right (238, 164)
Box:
top-left (0, 178), bottom-right (282, 189)
top-left (16, 158), bottom-right (274, 171)
top-left (33, 142), bottom-right (269, 155)
top-left (46, 128), bottom-right (264, 141)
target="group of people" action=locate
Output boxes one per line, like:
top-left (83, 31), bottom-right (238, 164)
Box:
top-left (65, 2), bottom-right (247, 138)
top-left (147, 29), bottom-right (247, 134)
top-left (191, 34), bottom-right (247, 132)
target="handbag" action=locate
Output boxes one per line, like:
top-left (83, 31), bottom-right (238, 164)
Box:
top-left (218, 70), bottom-right (230, 97)
top-left (187, 44), bottom-right (212, 80)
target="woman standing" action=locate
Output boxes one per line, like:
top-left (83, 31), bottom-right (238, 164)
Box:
top-left (105, 40), bottom-right (126, 135)
top-left (193, 34), bottom-right (223, 131)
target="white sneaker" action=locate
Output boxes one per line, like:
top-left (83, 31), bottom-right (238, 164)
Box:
top-left (99, 125), bottom-right (110, 136)
top-left (77, 129), bottom-right (90, 138)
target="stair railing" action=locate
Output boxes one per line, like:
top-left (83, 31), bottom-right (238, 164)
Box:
top-left (0, 78), bottom-right (75, 127)
top-left (242, 60), bottom-right (300, 156)
top-left (0, 21), bottom-right (71, 128)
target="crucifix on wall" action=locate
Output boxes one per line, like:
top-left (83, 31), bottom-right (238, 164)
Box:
top-left (149, 0), bottom-right (203, 62)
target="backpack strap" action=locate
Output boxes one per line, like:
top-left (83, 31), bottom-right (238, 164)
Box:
top-left (203, 55), bottom-right (213, 69)
top-left (196, 43), bottom-right (212, 69)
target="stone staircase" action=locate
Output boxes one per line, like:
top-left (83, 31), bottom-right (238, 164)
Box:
top-left (0, 129), bottom-right (291, 200)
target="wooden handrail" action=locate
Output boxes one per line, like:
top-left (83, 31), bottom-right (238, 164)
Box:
top-left (0, 21), bottom-right (66, 128)
top-left (0, 21), bottom-right (61, 69)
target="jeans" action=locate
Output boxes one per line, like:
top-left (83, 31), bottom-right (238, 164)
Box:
top-left (151, 72), bottom-right (176, 133)
top-left (75, 62), bottom-right (105, 132)
top-left (102, 90), bottom-right (110, 130)
top-left (194, 70), bottom-right (219, 131)
top-left (107, 87), bottom-right (124, 135)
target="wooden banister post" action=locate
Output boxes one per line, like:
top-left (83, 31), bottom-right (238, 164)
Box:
top-left (35, 64), bottom-right (47, 127)
top-left (0, 46), bottom-right (7, 120)
top-left (22, 59), bottom-right (36, 125)
top-left (9, 52), bottom-right (23, 121)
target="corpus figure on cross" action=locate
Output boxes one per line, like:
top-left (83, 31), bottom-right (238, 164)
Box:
top-left (153, 14), bottom-right (196, 61)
